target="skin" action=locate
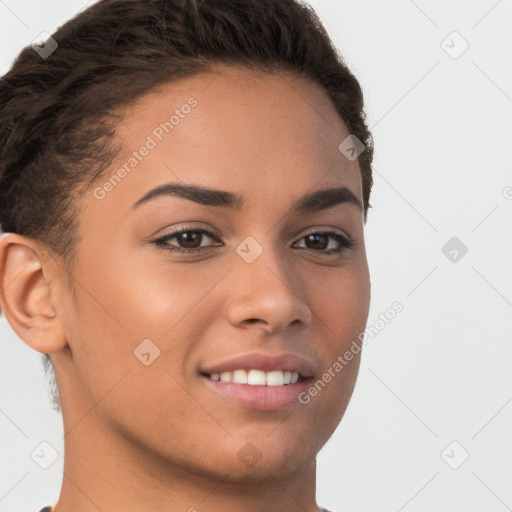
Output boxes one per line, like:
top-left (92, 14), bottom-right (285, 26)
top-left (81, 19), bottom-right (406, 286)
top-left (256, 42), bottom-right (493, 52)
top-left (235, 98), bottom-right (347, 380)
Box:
top-left (0, 65), bottom-right (371, 512)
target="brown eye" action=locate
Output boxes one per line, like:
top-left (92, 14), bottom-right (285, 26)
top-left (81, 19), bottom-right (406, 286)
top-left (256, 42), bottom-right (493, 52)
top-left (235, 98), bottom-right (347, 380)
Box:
top-left (175, 231), bottom-right (203, 249)
top-left (154, 227), bottom-right (222, 253)
top-left (294, 231), bottom-right (354, 254)
top-left (304, 233), bottom-right (329, 250)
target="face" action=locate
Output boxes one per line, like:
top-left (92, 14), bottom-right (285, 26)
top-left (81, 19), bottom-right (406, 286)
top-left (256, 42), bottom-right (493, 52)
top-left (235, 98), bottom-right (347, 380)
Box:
top-left (51, 66), bottom-right (371, 481)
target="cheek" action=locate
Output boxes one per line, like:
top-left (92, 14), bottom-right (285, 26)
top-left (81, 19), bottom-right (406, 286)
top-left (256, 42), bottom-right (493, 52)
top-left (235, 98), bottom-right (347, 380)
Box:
top-left (62, 253), bottom-right (226, 400)
top-left (308, 263), bottom-right (371, 342)
top-left (303, 264), bottom-right (369, 413)
top-left (74, 246), bottom-right (224, 341)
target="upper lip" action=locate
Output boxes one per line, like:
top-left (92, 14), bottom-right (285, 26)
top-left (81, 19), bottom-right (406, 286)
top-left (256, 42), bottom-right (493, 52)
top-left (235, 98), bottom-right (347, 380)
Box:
top-left (200, 352), bottom-right (317, 378)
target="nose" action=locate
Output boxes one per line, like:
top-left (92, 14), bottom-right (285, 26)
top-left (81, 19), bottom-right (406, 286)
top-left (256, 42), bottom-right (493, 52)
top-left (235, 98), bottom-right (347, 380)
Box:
top-left (225, 243), bottom-right (312, 334)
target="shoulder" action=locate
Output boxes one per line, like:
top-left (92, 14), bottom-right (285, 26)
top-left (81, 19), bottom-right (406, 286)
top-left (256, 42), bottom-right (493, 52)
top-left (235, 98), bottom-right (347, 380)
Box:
top-left (38, 507), bottom-right (52, 512)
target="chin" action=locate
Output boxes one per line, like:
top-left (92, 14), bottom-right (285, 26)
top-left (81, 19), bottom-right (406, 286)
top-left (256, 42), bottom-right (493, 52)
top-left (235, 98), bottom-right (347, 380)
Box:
top-left (225, 431), bottom-right (323, 481)
top-left (205, 448), bottom-right (316, 483)
top-left (164, 431), bottom-right (320, 483)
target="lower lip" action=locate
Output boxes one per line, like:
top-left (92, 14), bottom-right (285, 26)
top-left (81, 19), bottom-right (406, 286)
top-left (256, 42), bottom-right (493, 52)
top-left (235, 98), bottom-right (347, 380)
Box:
top-left (203, 376), bottom-right (312, 410)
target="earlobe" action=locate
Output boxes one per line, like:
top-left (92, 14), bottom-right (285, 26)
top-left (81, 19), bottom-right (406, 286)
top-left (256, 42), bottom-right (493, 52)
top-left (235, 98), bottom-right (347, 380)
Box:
top-left (0, 233), bottom-right (67, 354)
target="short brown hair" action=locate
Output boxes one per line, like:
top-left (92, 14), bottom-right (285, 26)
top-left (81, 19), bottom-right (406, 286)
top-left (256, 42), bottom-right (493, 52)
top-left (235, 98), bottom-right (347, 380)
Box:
top-left (0, 0), bottom-right (373, 263)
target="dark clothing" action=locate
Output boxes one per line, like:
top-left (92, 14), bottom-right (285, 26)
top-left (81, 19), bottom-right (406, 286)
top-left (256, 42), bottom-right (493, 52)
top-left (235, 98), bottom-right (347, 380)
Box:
top-left (39, 506), bottom-right (333, 511)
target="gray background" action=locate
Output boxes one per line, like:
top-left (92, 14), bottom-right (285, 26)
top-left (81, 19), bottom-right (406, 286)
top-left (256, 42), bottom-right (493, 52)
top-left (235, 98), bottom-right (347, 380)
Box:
top-left (1, 1), bottom-right (511, 511)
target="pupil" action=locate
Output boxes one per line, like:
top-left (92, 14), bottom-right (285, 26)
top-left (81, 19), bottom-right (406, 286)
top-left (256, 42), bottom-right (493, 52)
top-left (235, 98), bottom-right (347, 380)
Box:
top-left (307, 234), bottom-right (327, 250)
top-left (178, 232), bottom-right (201, 248)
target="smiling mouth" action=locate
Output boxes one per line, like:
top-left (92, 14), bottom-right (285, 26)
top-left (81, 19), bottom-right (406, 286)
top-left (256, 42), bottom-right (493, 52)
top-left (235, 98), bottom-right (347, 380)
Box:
top-left (204, 369), bottom-right (303, 386)
top-left (201, 369), bottom-right (312, 410)
top-left (199, 352), bottom-right (316, 409)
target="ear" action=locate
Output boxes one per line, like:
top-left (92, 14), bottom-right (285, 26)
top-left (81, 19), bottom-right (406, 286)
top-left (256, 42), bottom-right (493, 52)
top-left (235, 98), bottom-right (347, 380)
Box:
top-left (0, 232), bottom-right (67, 353)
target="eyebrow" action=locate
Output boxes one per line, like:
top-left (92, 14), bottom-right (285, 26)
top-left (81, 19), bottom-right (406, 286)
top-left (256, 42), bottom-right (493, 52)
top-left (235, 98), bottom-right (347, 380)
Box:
top-left (131, 182), bottom-right (363, 214)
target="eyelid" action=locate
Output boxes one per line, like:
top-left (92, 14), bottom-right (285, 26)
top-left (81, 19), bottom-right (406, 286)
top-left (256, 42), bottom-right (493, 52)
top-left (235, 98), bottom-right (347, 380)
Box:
top-left (298, 226), bottom-right (352, 242)
top-left (154, 224), bottom-right (352, 244)
top-left (152, 223), bottom-right (355, 255)
top-left (292, 227), bottom-right (354, 252)
top-left (154, 223), bottom-right (222, 241)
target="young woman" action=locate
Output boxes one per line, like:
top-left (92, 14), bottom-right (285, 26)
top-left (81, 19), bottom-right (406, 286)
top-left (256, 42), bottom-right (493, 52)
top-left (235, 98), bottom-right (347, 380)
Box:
top-left (0, 0), bottom-right (373, 510)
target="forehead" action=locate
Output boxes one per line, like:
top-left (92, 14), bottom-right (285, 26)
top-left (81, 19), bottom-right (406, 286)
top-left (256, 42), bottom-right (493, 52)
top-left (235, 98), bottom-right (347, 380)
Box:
top-left (86, 66), bottom-right (363, 216)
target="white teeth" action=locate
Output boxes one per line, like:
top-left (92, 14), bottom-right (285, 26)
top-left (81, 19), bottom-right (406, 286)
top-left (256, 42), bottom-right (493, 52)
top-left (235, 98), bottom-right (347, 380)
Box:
top-left (232, 369), bottom-right (248, 384)
top-left (210, 369), bottom-right (300, 385)
top-left (247, 369), bottom-right (266, 385)
top-left (266, 371), bottom-right (285, 386)
top-left (220, 371), bottom-right (232, 382)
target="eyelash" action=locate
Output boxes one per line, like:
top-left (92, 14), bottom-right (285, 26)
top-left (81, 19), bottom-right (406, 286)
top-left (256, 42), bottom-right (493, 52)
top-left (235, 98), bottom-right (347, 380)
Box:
top-left (153, 225), bottom-right (354, 255)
